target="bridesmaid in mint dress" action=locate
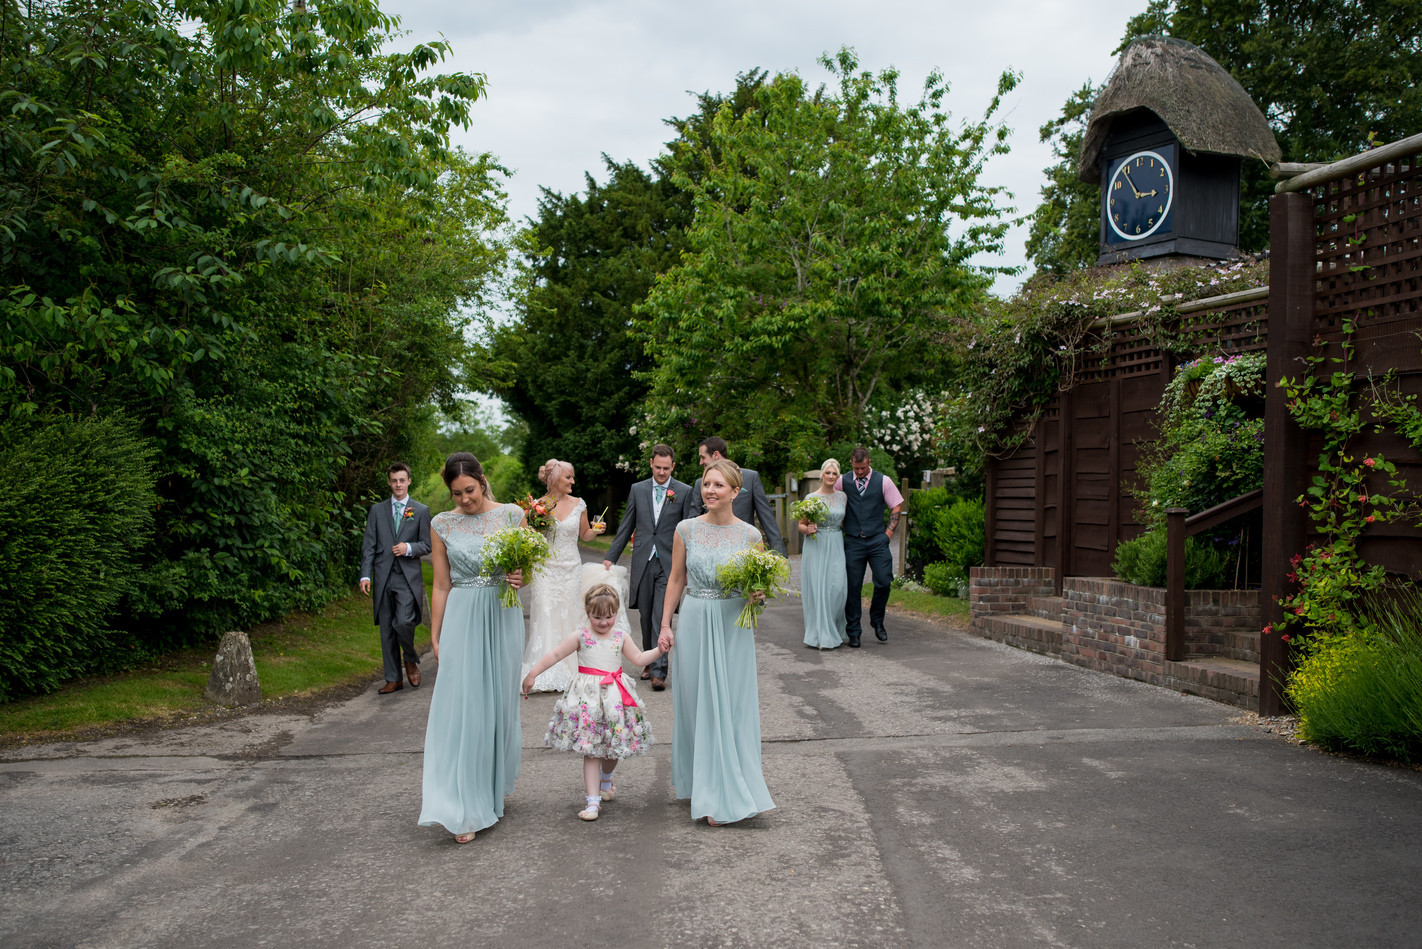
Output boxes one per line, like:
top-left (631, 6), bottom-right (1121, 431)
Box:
top-left (659, 459), bottom-right (776, 825)
top-left (419, 452), bottom-right (527, 844)
top-left (797, 458), bottom-right (848, 649)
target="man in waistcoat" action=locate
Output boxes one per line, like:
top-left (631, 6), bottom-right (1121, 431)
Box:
top-left (360, 462), bottom-right (432, 693)
top-left (603, 444), bottom-right (691, 691)
top-left (686, 436), bottom-right (787, 556)
top-left (837, 447), bottom-right (904, 647)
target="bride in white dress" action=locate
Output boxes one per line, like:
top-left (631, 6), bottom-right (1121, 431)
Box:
top-left (522, 460), bottom-right (611, 692)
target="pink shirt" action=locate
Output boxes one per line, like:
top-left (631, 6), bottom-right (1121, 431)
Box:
top-left (832, 470), bottom-right (904, 508)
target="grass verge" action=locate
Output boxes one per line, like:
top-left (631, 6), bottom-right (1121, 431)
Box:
top-left (0, 566), bottom-right (434, 745)
top-left (862, 583), bottom-right (971, 624)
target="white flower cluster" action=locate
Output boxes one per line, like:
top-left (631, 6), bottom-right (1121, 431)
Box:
top-left (863, 390), bottom-right (946, 464)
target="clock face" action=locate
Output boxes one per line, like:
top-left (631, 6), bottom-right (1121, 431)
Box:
top-left (1106, 148), bottom-right (1174, 242)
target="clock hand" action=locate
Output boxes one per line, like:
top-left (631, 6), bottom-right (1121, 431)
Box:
top-left (1121, 168), bottom-right (1144, 198)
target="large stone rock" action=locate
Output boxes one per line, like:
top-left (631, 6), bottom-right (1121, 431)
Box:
top-left (204, 631), bottom-right (262, 706)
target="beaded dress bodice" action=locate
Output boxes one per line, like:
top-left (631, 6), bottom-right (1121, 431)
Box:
top-left (814, 491), bottom-right (846, 532)
top-left (432, 504), bottom-right (523, 586)
top-left (676, 518), bottom-right (761, 598)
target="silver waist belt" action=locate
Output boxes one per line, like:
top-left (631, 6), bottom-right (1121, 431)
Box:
top-left (452, 577), bottom-right (502, 588)
top-left (817, 526), bottom-right (842, 533)
top-left (687, 589), bottom-right (737, 600)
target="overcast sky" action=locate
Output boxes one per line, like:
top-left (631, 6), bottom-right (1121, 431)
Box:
top-left (381, 0), bottom-right (1136, 298)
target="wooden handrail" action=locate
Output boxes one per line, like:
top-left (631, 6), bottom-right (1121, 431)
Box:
top-left (1164, 489), bottom-right (1265, 662)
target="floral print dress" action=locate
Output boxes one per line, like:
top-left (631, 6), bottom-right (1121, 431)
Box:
top-left (544, 628), bottom-right (654, 759)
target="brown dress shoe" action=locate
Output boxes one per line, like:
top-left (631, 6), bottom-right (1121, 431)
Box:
top-left (640, 666), bottom-right (652, 680)
top-left (651, 677), bottom-right (666, 691)
top-left (405, 662), bottom-right (421, 688)
top-left (378, 680), bottom-right (403, 694)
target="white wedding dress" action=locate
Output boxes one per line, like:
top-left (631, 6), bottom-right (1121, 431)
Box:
top-left (521, 497), bottom-right (637, 693)
top-left (522, 498), bottom-right (585, 692)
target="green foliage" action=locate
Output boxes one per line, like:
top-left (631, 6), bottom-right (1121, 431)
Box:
top-left (921, 562), bottom-right (961, 597)
top-left (639, 48), bottom-right (1019, 479)
top-left (1286, 586), bottom-right (1422, 764)
top-left (1025, 83), bottom-right (1103, 275)
top-left (0, 414), bottom-right (155, 700)
top-left (493, 158), bottom-right (690, 502)
top-left (933, 498), bottom-right (985, 584)
top-left (1136, 352), bottom-right (1267, 528)
top-left (1034, 0), bottom-right (1422, 271)
top-left (0, 0), bottom-right (509, 679)
top-left (1110, 530), bottom-right (1231, 588)
top-left (943, 257), bottom-right (1268, 459)
top-left (1272, 326), bottom-right (1421, 640)
top-left (905, 486), bottom-right (956, 579)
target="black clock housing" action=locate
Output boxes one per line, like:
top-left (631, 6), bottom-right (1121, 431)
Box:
top-left (1097, 110), bottom-right (1241, 264)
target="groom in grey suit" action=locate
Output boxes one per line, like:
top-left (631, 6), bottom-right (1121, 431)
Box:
top-left (360, 463), bottom-right (432, 694)
top-left (686, 436), bottom-right (787, 556)
top-left (603, 444), bottom-right (690, 690)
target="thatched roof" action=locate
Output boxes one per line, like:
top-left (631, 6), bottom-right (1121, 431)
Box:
top-left (1078, 36), bottom-right (1280, 183)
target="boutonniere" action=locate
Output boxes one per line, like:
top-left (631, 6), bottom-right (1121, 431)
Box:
top-left (402, 506), bottom-right (416, 519)
top-left (664, 488), bottom-right (677, 502)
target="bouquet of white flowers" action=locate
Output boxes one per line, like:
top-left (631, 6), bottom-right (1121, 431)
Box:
top-left (715, 545), bottom-right (791, 629)
top-left (790, 496), bottom-right (829, 540)
top-left (481, 526), bottom-right (553, 608)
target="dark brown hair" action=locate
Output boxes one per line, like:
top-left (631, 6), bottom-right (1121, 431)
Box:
top-left (387, 462), bottom-right (411, 478)
top-left (651, 443), bottom-right (675, 462)
top-left (442, 452), bottom-right (494, 500)
top-left (850, 446), bottom-right (871, 464)
top-left (699, 436), bottom-right (729, 459)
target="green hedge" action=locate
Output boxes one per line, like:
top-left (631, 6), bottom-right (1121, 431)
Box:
top-left (0, 415), bottom-right (155, 700)
top-left (1111, 529), bottom-right (1231, 589)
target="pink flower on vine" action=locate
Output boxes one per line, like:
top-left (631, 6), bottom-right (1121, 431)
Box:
top-left (1366, 515), bottom-right (1376, 523)
top-left (1363, 457), bottom-right (1376, 467)
top-left (1294, 606), bottom-right (1305, 616)
top-left (1358, 494), bottom-right (1368, 503)
top-left (1262, 624), bottom-right (1273, 635)
top-left (1280, 633), bottom-right (1291, 643)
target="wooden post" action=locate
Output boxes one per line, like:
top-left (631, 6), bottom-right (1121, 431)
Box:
top-left (896, 477), bottom-right (909, 576)
top-left (983, 456), bottom-right (997, 566)
top-left (1165, 507), bottom-right (1187, 662)
top-left (1260, 191), bottom-right (1316, 715)
top-left (1056, 389), bottom-right (1075, 595)
top-left (784, 473), bottom-right (800, 556)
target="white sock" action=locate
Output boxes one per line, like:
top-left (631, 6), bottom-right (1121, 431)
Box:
top-left (599, 769), bottom-right (614, 788)
top-left (585, 795), bottom-right (601, 808)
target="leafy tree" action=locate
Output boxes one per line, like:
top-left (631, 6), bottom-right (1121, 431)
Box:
top-left (491, 158), bottom-right (690, 509)
top-left (1029, 0), bottom-right (1422, 272)
top-left (638, 48), bottom-right (1019, 478)
top-left (0, 0), bottom-right (507, 658)
top-left (1024, 84), bottom-right (1102, 276)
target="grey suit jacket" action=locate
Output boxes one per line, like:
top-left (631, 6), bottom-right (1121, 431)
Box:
top-left (359, 497), bottom-right (432, 625)
top-left (604, 476), bottom-right (691, 610)
top-left (687, 467), bottom-right (786, 556)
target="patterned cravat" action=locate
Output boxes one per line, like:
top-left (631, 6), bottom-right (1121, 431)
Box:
top-left (855, 475), bottom-right (868, 495)
top-left (654, 483), bottom-right (666, 503)
top-left (393, 499), bottom-right (405, 530)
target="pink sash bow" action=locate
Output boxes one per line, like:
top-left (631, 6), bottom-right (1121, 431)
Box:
top-left (578, 665), bottom-right (636, 708)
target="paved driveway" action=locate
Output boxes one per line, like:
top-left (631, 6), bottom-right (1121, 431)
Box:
top-left (3, 594), bottom-right (1420, 948)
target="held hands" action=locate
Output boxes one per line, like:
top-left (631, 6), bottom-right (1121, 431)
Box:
top-left (658, 627), bottom-right (675, 651)
top-left (506, 569), bottom-right (524, 590)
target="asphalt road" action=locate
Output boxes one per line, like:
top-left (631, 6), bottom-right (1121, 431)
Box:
top-left (3, 588), bottom-right (1421, 948)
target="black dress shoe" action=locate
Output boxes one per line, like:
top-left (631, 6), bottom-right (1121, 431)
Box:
top-left (847, 634), bottom-right (861, 648)
top-left (874, 625), bottom-right (888, 642)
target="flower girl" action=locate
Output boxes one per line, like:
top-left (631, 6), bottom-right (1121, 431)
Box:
top-left (522, 583), bottom-right (662, 820)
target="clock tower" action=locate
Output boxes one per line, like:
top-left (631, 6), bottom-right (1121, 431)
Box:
top-left (1078, 37), bottom-right (1280, 265)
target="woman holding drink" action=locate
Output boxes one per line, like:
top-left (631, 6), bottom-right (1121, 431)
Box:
top-left (521, 459), bottom-right (606, 692)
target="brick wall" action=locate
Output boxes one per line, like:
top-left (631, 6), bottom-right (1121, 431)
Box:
top-left (1060, 578), bottom-right (1168, 685)
top-left (969, 566), bottom-right (1055, 621)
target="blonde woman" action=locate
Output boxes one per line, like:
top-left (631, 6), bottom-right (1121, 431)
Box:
top-left (659, 459), bottom-right (776, 825)
top-left (797, 459), bottom-right (848, 649)
top-left (521, 459), bottom-right (605, 692)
